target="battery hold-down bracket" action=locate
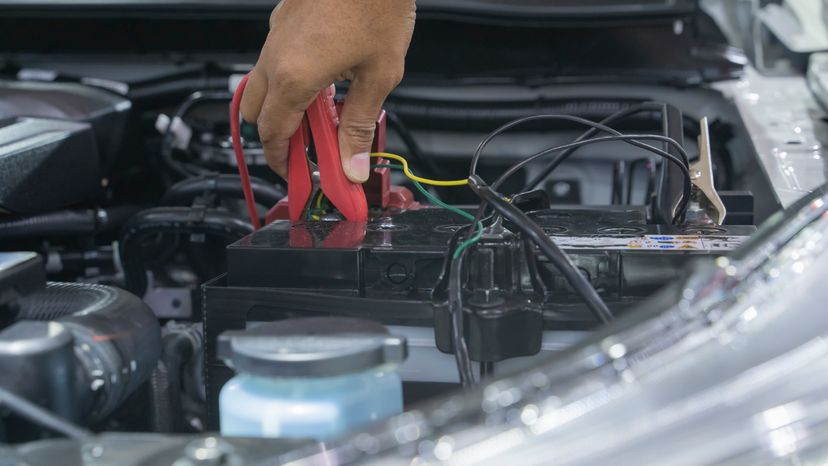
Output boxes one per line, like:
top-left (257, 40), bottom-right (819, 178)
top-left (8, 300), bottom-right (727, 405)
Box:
top-left (432, 222), bottom-right (547, 362)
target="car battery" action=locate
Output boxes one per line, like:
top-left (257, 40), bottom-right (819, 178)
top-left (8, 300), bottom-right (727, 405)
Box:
top-left (203, 205), bottom-right (756, 428)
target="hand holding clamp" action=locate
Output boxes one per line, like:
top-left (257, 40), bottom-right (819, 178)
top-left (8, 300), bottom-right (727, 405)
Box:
top-left (231, 75), bottom-right (369, 229)
top-left (286, 86), bottom-right (369, 222)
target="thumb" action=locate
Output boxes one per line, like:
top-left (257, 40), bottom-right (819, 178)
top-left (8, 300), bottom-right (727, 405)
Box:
top-left (338, 73), bottom-right (399, 183)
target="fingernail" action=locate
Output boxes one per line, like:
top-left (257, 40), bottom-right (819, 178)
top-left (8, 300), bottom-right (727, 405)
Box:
top-left (349, 152), bottom-right (370, 182)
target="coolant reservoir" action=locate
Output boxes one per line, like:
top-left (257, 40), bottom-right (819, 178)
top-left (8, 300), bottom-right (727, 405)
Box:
top-left (217, 317), bottom-right (407, 440)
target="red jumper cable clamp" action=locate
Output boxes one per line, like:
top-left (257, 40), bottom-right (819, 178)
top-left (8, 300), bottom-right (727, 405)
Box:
top-left (231, 76), bottom-right (369, 228)
top-left (232, 74), bottom-right (414, 230)
top-left (281, 85), bottom-right (369, 223)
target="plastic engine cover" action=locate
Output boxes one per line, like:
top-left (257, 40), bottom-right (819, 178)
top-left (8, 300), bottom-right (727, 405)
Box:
top-left (0, 117), bottom-right (100, 215)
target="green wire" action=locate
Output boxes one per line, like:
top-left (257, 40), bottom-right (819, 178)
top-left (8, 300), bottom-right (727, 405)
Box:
top-left (453, 223), bottom-right (484, 259)
top-left (373, 163), bottom-right (482, 258)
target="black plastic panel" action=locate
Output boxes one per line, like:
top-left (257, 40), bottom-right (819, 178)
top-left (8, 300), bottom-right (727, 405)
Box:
top-left (0, 80), bottom-right (129, 172)
top-left (0, 117), bottom-right (100, 215)
top-left (0, 252), bottom-right (45, 328)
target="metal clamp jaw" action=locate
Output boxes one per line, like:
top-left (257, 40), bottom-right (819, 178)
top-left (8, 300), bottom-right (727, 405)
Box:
top-left (286, 87), bottom-right (368, 223)
top-left (688, 117), bottom-right (727, 225)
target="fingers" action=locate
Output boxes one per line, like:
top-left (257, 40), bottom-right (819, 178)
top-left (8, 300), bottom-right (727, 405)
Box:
top-left (254, 75), bottom-right (318, 179)
top-left (338, 67), bottom-right (403, 183)
top-left (239, 66), bottom-right (268, 124)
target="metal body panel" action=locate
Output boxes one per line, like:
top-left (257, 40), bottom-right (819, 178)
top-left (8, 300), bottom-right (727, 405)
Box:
top-left (716, 66), bottom-right (828, 207)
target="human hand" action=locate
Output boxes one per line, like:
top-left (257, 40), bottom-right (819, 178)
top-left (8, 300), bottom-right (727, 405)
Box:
top-left (240, 0), bottom-right (416, 183)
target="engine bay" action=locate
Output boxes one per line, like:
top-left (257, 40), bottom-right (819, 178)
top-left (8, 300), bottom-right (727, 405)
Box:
top-left (2, 1), bottom-right (816, 462)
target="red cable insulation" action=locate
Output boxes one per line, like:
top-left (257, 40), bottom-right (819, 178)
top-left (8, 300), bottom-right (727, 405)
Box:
top-left (230, 73), bottom-right (262, 230)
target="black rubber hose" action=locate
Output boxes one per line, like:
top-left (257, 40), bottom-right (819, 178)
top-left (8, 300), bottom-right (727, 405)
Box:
top-left (468, 175), bottom-right (613, 324)
top-left (149, 331), bottom-right (197, 433)
top-left (0, 206), bottom-right (143, 239)
top-left (18, 282), bottom-right (161, 423)
top-left (120, 207), bottom-right (254, 295)
top-left (160, 175), bottom-right (285, 208)
top-left (149, 363), bottom-right (173, 433)
top-left (0, 385), bottom-right (91, 439)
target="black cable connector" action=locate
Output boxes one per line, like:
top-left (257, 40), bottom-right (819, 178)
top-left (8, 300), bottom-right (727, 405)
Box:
top-left (468, 175), bottom-right (614, 325)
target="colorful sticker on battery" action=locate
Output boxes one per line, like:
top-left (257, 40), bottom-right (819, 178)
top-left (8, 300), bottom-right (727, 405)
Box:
top-left (550, 235), bottom-right (748, 251)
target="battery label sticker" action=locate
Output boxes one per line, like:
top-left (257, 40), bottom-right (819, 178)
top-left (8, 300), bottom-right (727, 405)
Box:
top-left (551, 235), bottom-right (749, 251)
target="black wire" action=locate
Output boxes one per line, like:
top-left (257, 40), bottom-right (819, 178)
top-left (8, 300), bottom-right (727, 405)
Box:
top-left (492, 134), bottom-right (692, 224)
top-left (523, 103), bottom-right (666, 190)
top-left (468, 175), bottom-right (613, 325)
top-left (493, 134), bottom-right (689, 190)
top-left (441, 216), bottom-right (498, 388)
top-left (469, 111), bottom-right (689, 179)
top-left (467, 133), bottom-right (692, 244)
top-left (468, 111), bottom-right (691, 227)
top-left (449, 249), bottom-right (476, 388)
top-left (0, 385), bottom-right (92, 439)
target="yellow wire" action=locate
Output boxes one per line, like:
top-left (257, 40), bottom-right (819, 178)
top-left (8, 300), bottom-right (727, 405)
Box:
top-left (370, 152), bottom-right (468, 187)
